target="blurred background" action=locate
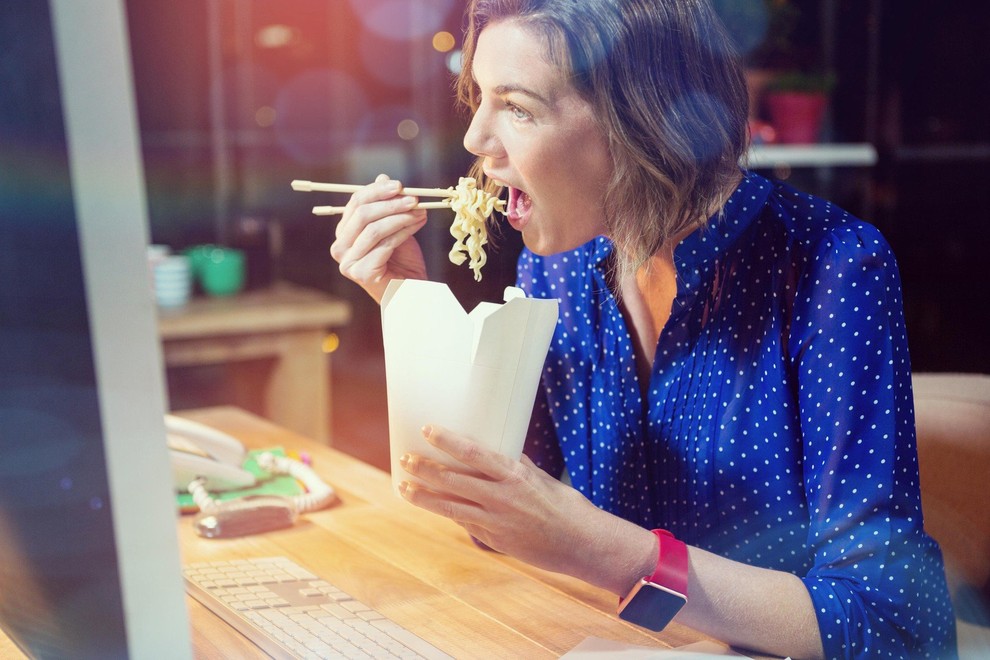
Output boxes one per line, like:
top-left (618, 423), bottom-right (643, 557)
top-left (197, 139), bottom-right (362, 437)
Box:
top-left (100, 0), bottom-right (990, 466)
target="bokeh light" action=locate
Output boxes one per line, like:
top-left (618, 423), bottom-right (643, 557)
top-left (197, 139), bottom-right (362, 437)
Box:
top-left (348, 0), bottom-right (455, 41)
top-left (709, 0), bottom-right (768, 57)
top-left (354, 105), bottom-right (426, 147)
top-left (432, 31), bottom-right (456, 53)
top-left (254, 106), bottom-right (276, 127)
top-left (274, 69), bottom-right (369, 165)
top-left (215, 64), bottom-right (280, 130)
top-left (446, 49), bottom-right (463, 75)
top-left (254, 24), bottom-right (297, 49)
top-left (358, 29), bottom-right (444, 89)
top-left (396, 119), bottom-right (420, 140)
top-left (321, 332), bottom-right (340, 354)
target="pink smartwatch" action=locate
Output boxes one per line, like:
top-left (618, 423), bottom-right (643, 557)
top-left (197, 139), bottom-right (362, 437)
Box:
top-left (617, 529), bottom-right (688, 631)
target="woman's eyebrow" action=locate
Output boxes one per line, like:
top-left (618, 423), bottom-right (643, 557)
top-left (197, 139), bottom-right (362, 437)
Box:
top-left (493, 83), bottom-right (554, 107)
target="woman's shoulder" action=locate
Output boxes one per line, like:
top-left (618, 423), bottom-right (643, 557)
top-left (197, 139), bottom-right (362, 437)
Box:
top-left (760, 177), bottom-right (894, 261)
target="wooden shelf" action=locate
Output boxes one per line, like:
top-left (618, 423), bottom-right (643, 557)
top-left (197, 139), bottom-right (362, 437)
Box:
top-left (158, 282), bottom-right (352, 444)
top-left (747, 143), bottom-right (878, 168)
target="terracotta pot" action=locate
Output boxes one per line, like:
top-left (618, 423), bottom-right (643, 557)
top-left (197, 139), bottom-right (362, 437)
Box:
top-left (765, 91), bottom-right (828, 144)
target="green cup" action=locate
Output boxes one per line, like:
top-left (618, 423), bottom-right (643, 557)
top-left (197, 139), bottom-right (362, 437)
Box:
top-left (184, 244), bottom-right (216, 286)
top-left (198, 247), bottom-right (245, 297)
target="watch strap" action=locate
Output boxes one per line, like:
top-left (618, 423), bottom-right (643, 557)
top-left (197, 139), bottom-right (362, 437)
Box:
top-left (646, 529), bottom-right (688, 596)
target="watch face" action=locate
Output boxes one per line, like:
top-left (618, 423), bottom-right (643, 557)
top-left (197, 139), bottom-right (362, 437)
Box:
top-left (617, 580), bottom-right (687, 632)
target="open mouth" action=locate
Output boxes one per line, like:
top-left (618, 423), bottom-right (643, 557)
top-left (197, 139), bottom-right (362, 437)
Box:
top-left (507, 187), bottom-right (532, 227)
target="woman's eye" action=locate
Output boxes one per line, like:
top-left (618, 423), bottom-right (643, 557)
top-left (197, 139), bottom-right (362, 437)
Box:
top-left (507, 103), bottom-right (531, 121)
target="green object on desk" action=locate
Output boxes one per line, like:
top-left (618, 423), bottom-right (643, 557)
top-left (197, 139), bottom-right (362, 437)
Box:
top-left (176, 447), bottom-right (304, 513)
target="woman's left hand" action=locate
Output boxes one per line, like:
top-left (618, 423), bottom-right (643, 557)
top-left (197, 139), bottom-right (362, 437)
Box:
top-left (398, 425), bottom-right (654, 593)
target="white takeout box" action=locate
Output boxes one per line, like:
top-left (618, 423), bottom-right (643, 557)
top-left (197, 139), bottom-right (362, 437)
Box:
top-left (381, 280), bottom-right (559, 494)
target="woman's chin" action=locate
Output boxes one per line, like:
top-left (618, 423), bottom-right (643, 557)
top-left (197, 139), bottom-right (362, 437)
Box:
top-left (521, 225), bottom-right (601, 257)
top-left (510, 206), bottom-right (596, 255)
top-left (519, 228), bottom-right (561, 257)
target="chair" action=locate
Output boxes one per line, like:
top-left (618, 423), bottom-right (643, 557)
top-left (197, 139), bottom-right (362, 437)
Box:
top-left (913, 372), bottom-right (990, 656)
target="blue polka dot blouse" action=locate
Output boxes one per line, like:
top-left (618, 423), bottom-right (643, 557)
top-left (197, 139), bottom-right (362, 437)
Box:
top-left (517, 171), bottom-right (956, 658)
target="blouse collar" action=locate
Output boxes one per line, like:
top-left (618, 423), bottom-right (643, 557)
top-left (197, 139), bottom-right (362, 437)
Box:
top-left (588, 170), bottom-right (773, 279)
top-left (674, 170), bottom-right (773, 272)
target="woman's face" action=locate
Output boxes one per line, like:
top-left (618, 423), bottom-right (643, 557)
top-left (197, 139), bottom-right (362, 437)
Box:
top-left (463, 20), bottom-right (613, 256)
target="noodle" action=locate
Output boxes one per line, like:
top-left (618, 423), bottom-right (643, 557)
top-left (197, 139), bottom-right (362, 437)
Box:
top-left (446, 177), bottom-right (505, 281)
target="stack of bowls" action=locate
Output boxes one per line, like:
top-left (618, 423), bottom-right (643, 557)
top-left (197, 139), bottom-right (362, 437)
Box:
top-left (153, 254), bottom-right (192, 308)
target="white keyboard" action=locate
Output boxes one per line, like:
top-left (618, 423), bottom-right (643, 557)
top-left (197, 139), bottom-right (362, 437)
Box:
top-left (183, 556), bottom-right (452, 659)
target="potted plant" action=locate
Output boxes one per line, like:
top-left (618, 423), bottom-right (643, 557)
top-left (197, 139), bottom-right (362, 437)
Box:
top-left (763, 71), bottom-right (837, 144)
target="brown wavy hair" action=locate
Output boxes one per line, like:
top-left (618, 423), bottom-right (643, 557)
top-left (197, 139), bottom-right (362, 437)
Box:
top-left (457, 0), bottom-right (748, 278)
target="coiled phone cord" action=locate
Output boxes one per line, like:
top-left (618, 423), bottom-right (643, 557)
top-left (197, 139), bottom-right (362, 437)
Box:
top-left (255, 452), bottom-right (337, 513)
top-left (188, 452), bottom-right (337, 514)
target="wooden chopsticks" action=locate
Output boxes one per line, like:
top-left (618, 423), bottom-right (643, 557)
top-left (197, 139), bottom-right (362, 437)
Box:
top-left (291, 179), bottom-right (455, 215)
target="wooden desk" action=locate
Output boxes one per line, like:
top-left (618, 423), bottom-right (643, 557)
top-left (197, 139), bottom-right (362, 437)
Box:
top-left (158, 284), bottom-right (352, 445)
top-left (187, 408), bottom-right (727, 657)
top-left (0, 407), bottom-right (728, 658)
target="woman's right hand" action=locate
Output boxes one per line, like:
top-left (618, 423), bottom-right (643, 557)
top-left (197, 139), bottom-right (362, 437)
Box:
top-left (329, 173), bottom-right (429, 303)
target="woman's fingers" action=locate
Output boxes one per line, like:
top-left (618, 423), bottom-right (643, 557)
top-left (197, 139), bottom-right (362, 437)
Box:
top-left (398, 452), bottom-right (491, 501)
top-left (397, 479), bottom-right (486, 527)
top-left (340, 175), bottom-right (400, 221)
top-left (400, 428), bottom-right (546, 525)
top-left (326, 173), bottom-right (430, 298)
top-left (335, 211), bottom-right (426, 279)
top-left (344, 204), bottom-right (425, 256)
top-left (330, 205), bottom-right (416, 261)
top-left (420, 425), bottom-right (519, 481)
top-left (396, 449), bottom-right (502, 539)
top-left (332, 178), bottom-right (416, 252)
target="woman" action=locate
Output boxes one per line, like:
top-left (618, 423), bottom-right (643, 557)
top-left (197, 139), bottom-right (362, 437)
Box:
top-left (329, 1), bottom-right (956, 657)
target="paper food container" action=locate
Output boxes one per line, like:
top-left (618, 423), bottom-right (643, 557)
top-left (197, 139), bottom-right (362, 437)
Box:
top-left (381, 280), bottom-right (559, 494)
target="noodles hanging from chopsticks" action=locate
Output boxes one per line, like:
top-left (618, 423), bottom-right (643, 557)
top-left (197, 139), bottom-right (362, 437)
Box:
top-left (447, 177), bottom-right (504, 281)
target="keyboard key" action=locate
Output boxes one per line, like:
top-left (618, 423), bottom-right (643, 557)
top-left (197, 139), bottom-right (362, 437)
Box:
top-left (318, 602), bottom-right (354, 619)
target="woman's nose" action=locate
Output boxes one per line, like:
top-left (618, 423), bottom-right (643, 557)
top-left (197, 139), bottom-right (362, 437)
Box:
top-left (463, 107), bottom-right (500, 159)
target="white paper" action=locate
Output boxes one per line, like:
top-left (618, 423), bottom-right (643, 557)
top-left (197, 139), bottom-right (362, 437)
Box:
top-left (381, 280), bottom-right (558, 494)
top-left (561, 637), bottom-right (751, 659)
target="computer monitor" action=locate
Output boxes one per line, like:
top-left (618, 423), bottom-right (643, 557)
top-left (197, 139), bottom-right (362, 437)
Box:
top-left (0, 1), bottom-right (192, 657)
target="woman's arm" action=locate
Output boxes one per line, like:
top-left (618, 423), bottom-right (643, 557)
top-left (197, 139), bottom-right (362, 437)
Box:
top-left (399, 425), bottom-right (824, 659)
top-left (782, 220), bottom-right (956, 658)
top-left (681, 545), bottom-right (823, 659)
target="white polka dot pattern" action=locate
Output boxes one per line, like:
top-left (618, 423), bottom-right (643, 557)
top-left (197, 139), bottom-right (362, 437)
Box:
top-left (517, 171), bottom-right (956, 658)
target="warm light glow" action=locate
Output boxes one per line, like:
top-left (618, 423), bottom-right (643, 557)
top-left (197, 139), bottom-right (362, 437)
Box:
top-left (432, 31), bottom-right (456, 53)
top-left (321, 332), bottom-right (340, 354)
top-left (255, 24), bottom-right (297, 49)
top-left (396, 119), bottom-right (420, 140)
top-left (255, 106), bottom-right (276, 127)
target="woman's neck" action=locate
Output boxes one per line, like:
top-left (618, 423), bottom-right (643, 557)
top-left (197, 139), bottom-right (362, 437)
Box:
top-left (614, 171), bottom-right (743, 382)
top-left (617, 243), bottom-right (681, 387)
